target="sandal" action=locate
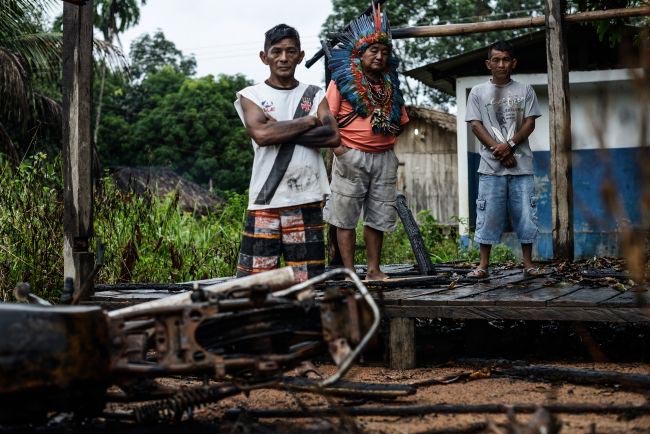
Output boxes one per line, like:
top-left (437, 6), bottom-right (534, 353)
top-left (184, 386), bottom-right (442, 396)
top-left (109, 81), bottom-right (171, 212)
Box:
top-left (524, 267), bottom-right (543, 277)
top-left (467, 267), bottom-right (489, 279)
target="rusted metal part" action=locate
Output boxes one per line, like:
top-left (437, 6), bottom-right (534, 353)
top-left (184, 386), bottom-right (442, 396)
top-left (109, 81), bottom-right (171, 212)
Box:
top-left (107, 266), bottom-right (297, 318)
top-left (0, 267), bottom-right (379, 424)
top-left (133, 384), bottom-right (243, 423)
top-left (0, 304), bottom-right (110, 422)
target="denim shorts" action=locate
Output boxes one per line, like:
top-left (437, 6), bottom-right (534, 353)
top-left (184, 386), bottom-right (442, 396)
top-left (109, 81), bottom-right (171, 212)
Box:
top-left (474, 174), bottom-right (538, 245)
top-left (323, 147), bottom-right (398, 232)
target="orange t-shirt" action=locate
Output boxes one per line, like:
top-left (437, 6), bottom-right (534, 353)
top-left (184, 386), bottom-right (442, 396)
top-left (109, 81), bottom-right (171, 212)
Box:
top-left (326, 80), bottom-right (409, 153)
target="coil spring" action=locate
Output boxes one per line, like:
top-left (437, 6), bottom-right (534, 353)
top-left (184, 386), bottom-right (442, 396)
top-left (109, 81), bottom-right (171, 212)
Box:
top-left (134, 385), bottom-right (239, 423)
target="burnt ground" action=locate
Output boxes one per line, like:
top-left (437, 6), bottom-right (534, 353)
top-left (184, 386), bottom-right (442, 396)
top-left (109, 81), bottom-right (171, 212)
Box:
top-left (3, 258), bottom-right (649, 433)
top-left (4, 319), bottom-right (649, 434)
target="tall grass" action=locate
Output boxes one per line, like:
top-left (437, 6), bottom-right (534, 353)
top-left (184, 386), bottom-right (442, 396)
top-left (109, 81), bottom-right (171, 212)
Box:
top-left (0, 154), bottom-right (247, 300)
top-left (95, 182), bottom-right (246, 284)
top-left (0, 153), bottom-right (64, 301)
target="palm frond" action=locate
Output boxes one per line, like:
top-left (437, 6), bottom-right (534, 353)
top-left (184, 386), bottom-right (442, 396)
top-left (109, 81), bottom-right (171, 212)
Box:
top-left (32, 93), bottom-right (62, 126)
top-left (0, 47), bottom-right (30, 124)
top-left (6, 32), bottom-right (62, 81)
top-left (93, 38), bottom-right (129, 75)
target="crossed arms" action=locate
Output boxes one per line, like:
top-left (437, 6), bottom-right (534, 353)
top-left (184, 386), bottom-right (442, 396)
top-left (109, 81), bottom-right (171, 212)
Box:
top-left (240, 96), bottom-right (340, 148)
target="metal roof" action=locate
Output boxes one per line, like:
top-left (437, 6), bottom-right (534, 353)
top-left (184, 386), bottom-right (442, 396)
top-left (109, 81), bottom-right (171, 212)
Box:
top-left (405, 25), bottom-right (642, 95)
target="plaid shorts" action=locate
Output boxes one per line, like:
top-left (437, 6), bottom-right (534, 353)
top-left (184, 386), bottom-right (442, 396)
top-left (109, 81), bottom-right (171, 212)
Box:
top-left (236, 202), bottom-right (325, 282)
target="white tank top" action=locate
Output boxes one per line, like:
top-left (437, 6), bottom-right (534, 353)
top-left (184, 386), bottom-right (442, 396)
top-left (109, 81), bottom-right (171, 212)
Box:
top-left (234, 82), bottom-right (330, 210)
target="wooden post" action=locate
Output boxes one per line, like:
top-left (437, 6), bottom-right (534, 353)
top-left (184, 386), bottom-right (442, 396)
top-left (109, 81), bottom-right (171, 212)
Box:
top-left (389, 317), bottom-right (416, 369)
top-left (62, 0), bottom-right (95, 301)
top-left (545, 0), bottom-right (574, 260)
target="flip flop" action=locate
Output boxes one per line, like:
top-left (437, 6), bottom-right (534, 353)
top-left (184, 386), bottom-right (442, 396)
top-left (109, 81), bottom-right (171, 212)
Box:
top-left (524, 267), bottom-right (544, 277)
top-left (467, 268), bottom-right (489, 279)
top-left (363, 276), bottom-right (390, 282)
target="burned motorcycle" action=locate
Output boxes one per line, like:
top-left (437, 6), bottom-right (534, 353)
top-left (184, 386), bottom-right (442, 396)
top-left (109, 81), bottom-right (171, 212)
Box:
top-left (0, 268), bottom-right (380, 424)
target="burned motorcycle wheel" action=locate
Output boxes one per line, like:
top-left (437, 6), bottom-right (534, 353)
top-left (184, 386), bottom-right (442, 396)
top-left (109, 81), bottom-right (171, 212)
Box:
top-left (0, 304), bottom-right (111, 424)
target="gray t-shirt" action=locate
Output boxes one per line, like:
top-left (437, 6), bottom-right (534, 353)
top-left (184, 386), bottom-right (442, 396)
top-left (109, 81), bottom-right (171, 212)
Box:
top-left (465, 79), bottom-right (541, 175)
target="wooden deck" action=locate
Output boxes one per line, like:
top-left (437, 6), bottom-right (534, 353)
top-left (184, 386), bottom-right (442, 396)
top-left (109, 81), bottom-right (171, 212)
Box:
top-left (352, 264), bottom-right (649, 369)
top-left (91, 263), bottom-right (649, 369)
top-left (373, 268), bottom-right (650, 323)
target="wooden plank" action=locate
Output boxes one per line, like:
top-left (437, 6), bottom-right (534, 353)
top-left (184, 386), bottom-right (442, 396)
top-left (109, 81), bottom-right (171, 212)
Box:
top-left (548, 286), bottom-right (623, 306)
top-left (363, 275), bottom-right (458, 288)
top-left (383, 306), bottom-right (650, 322)
top-left (402, 270), bottom-right (526, 306)
top-left (376, 287), bottom-right (451, 305)
top-left (471, 280), bottom-right (580, 307)
top-left (546, 0), bottom-right (574, 260)
top-left (454, 275), bottom-right (555, 306)
top-left (389, 318), bottom-right (416, 369)
top-left (62, 0), bottom-right (95, 300)
top-left (395, 194), bottom-right (436, 275)
top-left (598, 285), bottom-right (650, 307)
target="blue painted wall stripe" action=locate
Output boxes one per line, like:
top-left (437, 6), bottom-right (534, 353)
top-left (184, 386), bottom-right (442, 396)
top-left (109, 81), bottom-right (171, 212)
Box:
top-left (466, 147), bottom-right (644, 259)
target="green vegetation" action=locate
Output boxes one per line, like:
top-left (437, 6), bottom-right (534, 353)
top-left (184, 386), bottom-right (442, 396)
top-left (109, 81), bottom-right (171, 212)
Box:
top-left (349, 211), bottom-right (515, 266)
top-left (0, 155), bottom-right (515, 302)
top-left (97, 31), bottom-right (253, 196)
top-left (0, 154), bottom-right (246, 301)
top-left (0, 154), bottom-right (64, 301)
top-left (94, 181), bottom-right (246, 285)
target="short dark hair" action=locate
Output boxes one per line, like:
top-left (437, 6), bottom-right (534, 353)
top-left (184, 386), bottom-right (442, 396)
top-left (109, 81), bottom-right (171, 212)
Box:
top-left (488, 40), bottom-right (514, 59)
top-left (264, 24), bottom-right (300, 52)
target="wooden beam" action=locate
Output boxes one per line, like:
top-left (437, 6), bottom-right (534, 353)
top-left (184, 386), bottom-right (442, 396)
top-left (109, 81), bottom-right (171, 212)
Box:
top-left (395, 194), bottom-right (436, 276)
top-left (545, 0), bottom-right (574, 260)
top-left (62, 0), bottom-right (95, 301)
top-left (389, 317), bottom-right (416, 369)
top-left (392, 6), bottom-right (650, 39)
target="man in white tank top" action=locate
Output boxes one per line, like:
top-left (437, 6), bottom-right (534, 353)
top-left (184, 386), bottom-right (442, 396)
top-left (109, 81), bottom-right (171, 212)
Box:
top-left (233, 24), bottom-right (339, 282)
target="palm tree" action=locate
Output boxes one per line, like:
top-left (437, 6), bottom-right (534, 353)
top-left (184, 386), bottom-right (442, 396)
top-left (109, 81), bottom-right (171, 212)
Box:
top-left (0, 0), bottom-right (62, 164)
top-left (0, 0), bottom-right (128, 165)
top-left (93, 0), bottom-right (147, 144)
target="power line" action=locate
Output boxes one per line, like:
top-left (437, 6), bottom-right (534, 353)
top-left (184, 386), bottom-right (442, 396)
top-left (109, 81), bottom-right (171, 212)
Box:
top-left (179, 35), bottom-right (321, 53)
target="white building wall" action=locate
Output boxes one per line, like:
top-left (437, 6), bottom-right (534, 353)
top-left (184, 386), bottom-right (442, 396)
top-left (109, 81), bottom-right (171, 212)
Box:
top-left (455, 68), bottom-right (642, 239)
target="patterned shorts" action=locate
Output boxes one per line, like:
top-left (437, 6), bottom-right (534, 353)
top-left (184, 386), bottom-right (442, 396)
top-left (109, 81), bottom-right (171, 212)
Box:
top-left (236, 202), bottom-right (325, 283)
top-left (323, 147), bottom-right (399, 232)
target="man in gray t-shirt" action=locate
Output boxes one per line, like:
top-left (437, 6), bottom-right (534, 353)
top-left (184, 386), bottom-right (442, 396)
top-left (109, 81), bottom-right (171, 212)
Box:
top-left (464, 40), bottom-right (542, 279)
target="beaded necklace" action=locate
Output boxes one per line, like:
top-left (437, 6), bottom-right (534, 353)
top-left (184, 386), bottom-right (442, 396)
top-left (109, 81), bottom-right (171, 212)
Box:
top-left (328, 4), bottom-right (404, 136)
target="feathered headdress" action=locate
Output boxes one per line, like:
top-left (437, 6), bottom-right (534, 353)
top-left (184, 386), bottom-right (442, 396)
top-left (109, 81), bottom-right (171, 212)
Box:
top-left (329, 2), bottom-right (404, 135)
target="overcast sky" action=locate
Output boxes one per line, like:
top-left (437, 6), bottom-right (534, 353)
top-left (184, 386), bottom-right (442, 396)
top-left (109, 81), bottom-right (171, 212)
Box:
top-left (112, 0), bottom-right (334, 86)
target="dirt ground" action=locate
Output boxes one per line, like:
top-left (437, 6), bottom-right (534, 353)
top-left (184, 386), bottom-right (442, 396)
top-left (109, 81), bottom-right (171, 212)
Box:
top-left (147, 361), bottom-right (650, 434)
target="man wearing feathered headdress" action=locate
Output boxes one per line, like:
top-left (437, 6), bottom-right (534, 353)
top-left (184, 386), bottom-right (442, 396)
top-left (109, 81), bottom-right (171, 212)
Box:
top-left (323, 3), bottom-right (409, 281)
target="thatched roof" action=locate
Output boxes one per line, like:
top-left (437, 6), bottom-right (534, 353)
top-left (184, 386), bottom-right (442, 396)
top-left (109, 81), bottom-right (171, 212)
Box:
top-left (110, 166), bottom-right (223, 214)
top-left (406, 106), bottom-right (456, 133)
